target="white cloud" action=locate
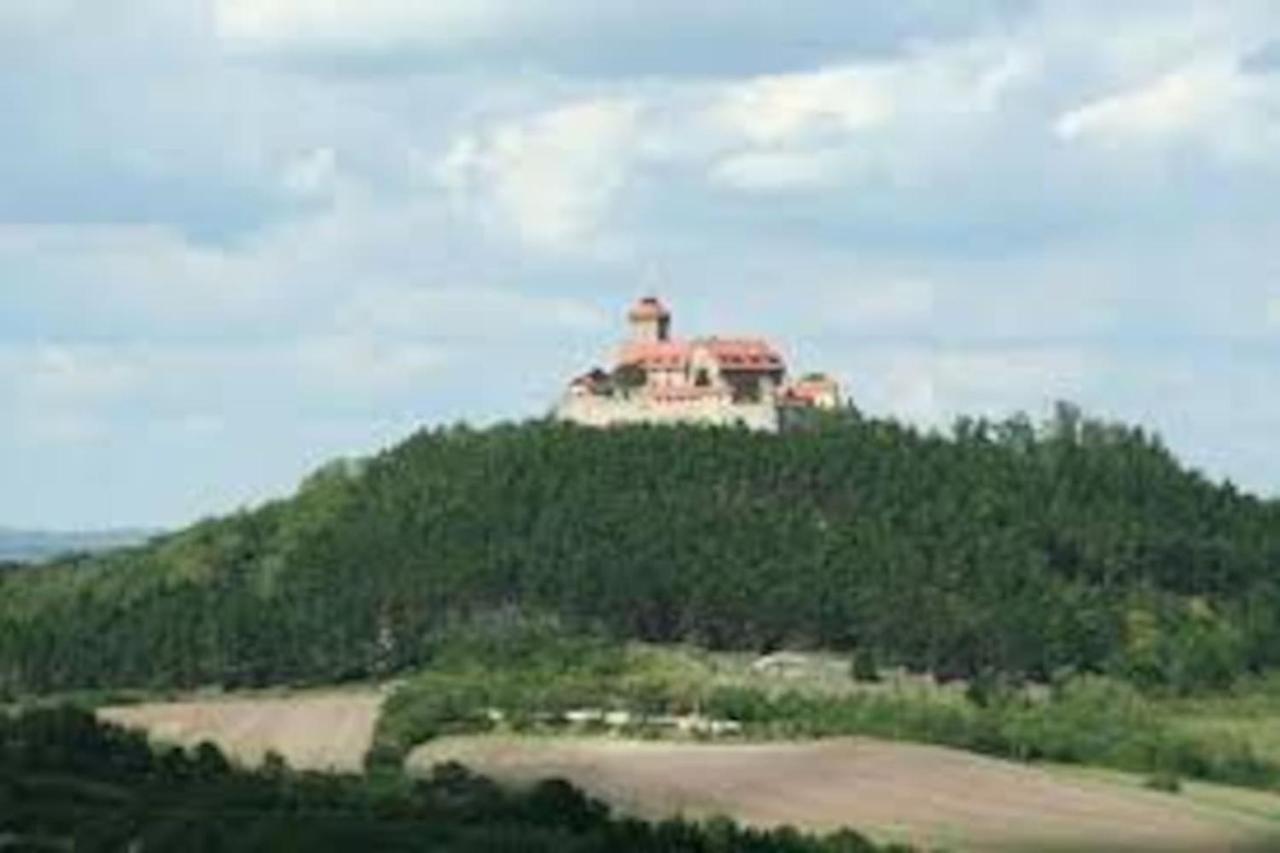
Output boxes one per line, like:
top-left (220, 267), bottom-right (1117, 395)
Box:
top-left (711, 65), bottom-right (895, 146)
top-left (343, 285), bottom-right (607, 338)
top-left (0, 223), bottom-right (279, 329)
top-left (828, 343), bottom-right (1093, 428)
top-left (0, 345), bottom-right (143, 410)
top-left (842, 347), bottom-right (940, 424)
top-left (820, 280), bottom-right (936, 333)
top-left (703, 41), bottom-right (1034, 191)
top-left (1056, 60), bottom-right (1238, 141)
top-left (435, 98), bottom-right (641, 250)
top-left (934, 347), bottom-right (1092, 413)
top-left (1055, 58), bottom-right (1280, 164)
top-left (207, 1), bottom-right (1030, 79)
top-left (292, 335), bottom-right (450, 394)
top-left (424, 41), bottom-right (1038, 215)
top-left (0, 344), bottom-right (150, 448)
top-left (214, 0), bottom-right (514, 49)
top-left (281, 146), bottom-right (338, 198)
top-left (709, 149), bottom-right (848, 191)
top-left (7, 0), bottom-right (1280, 527)
top-left (711, 42), bottom-right (1033, 146)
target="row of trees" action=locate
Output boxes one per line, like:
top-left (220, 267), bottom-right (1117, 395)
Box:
top-left (1, 405), bottom-right (1278, 695)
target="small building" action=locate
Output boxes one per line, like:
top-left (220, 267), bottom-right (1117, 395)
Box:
top-left (555, 297), bottom-right (843, 432)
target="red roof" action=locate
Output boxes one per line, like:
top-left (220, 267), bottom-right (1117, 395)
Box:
top-left (618, 340), bottom-right (692, 369)
top-left (782, 376), bottom-right (839, 406)
top-left (618, 337), bottom-right (785, 372)
top-left (694, 337), bottom-right (785, 371)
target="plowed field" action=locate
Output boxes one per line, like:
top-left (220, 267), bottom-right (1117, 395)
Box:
top-left (410, 735), bottom-right (1280, 851)
top-left (100, 689), bottom-right (384, 772)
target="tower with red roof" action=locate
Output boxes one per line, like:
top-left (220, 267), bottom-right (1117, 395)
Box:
top-left (627, 296), bottom-right (672, 343)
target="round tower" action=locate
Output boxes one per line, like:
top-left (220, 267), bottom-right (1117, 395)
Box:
top-left (627, 296), bottom-right (671, 342)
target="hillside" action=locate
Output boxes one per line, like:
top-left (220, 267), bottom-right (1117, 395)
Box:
top-left (2, 406), bottom-right (1279, 695)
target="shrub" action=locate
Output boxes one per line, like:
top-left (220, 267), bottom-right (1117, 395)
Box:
top-left (1144, 770), bottom-right (1183, 793)
top-left (849, 650), bottom-right (881, 683)
top-left (364, 741), bottom-right (408, 774)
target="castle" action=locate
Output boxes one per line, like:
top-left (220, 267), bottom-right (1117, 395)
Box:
top-left (554, 297), bottom-right (842, 432)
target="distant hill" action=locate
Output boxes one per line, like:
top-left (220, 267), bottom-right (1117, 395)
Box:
top-left (1, 407), bottom-right (1278, 695)
top-left (0, 527), bottom-right (156, 564)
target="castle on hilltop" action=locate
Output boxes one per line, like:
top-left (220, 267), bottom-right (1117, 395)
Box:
top-left (554, 297), bottom-right (842, 432)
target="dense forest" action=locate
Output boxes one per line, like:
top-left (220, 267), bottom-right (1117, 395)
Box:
top-left (0, 706), bottom-right (897, 852)
top-left (2, 404), bottom-right (1279, 695)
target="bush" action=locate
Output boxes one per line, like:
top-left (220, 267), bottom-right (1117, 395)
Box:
top-left (1144, 770), bottom-right (1183, 793)
top-left (420, 611), bottom-right (623, 677)
top-left (364, 741), bottom-right (408, 774)
top-left (849, 650), bottom-right (880, 683)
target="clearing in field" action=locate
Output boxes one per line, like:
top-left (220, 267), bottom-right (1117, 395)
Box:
top-left (409, 735), bottom-right (1280, 852)
top-left (99, 688), bottom-right (385, 772)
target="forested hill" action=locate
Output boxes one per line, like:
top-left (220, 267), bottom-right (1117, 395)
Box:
top-left (2, 407), bottom-right (1279, 696)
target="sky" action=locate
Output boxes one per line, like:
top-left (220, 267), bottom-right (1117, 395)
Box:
top-left (3, 1), bottom-right (1280, 529)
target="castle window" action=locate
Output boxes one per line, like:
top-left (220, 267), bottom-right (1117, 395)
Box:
top-left (695, 368), bottom-right (711, 387)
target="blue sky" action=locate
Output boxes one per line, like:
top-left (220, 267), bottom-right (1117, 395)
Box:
top-left (3, 1), bottom-right (1279, 529)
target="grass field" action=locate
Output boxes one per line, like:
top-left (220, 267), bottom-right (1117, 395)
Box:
top-left (409, 734), bottom-right (1280, 852)
top-left (1157, 673), bottom-right (1280, 775)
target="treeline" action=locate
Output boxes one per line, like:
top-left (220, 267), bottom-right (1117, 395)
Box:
top-left (0, 706), bottom-right (899, 852)
top-left (2, 405), bottom-right (1279, 694)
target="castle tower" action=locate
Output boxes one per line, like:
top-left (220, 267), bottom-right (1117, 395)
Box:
top-left (627, 296), bottom-right (671, 342)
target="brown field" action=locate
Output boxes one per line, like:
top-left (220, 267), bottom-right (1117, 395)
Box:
top-left (410, 736), bottom-right (1280, 852)
top-left (96, 684), bottom-right (1280, 851)
top-left (99, 688), bottom-right (385, 772)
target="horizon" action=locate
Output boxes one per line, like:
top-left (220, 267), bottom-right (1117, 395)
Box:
top-left (4, 2), bottom-right (1280, 528)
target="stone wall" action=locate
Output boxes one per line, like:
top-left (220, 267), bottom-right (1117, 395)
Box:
top-left (555, 393), bottom-right (781, 432)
